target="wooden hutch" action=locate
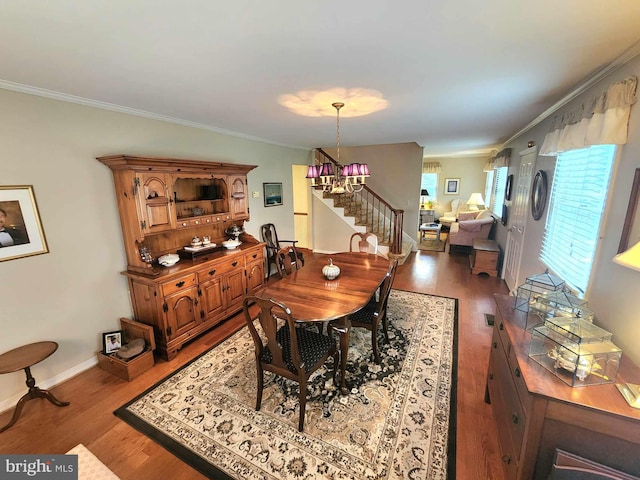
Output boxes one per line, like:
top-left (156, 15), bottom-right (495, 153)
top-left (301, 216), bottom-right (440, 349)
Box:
top-left (97, 155), bottom-right (265, 360)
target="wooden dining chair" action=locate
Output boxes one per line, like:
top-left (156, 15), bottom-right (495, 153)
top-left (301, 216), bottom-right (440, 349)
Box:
top-left (261, 223), bottom-right (304, 279)
top-left (349, 232), bottom-right (378, 254)
top-left (275, 246), bottom-right (303, 278)
top-left (242, 295), bottom-right (339, 432)
top-left (331, 258), bottom-right (398, 364)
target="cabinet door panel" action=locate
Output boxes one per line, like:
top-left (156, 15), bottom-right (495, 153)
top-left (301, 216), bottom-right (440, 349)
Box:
top-left (164, 287), bottom-right (199, 339)
top-left (229, 175), bottom-right (249, 219)
top-left (136, 173), bottom-right (175, 233)
top-left (246, 260), bottom-right (264, 294)
top-left (200, 277), bottom-right (225, 321)
top-left (224, 269), bottom-right (246, 310)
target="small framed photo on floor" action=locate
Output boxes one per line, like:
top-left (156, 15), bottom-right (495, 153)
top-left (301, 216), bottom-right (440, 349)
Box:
top-left (103, 331), bottom-right (123, 355)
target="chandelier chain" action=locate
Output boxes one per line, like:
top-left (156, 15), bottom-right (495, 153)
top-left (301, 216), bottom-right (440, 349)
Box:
top-left (332, 102), bottom-right (344, 163)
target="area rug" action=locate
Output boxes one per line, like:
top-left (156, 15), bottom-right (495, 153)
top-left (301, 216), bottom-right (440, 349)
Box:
top-left (418, 232), bottom-right (448, 252)
top-left (114, 290), bottom-right (458, 480)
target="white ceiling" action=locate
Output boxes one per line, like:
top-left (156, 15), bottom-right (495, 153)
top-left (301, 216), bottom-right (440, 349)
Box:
top-left (2, 1), bottom-right (640, 156)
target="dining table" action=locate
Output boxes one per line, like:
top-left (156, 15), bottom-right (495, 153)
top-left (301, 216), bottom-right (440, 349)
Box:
top-left (256, 251), bottom-right (391, 392)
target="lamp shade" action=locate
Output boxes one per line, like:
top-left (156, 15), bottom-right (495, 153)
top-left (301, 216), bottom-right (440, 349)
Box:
top-left (421, 189), bottom-right (429, 196)
top-left (467, 193), bottom-right (485, 206)
top-left (306, 165), bottom-right (319, 179)
top-left (613, 241), bottom-right (640, 272)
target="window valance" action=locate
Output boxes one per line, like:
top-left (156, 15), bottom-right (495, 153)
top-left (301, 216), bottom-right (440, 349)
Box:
top-left (422, 162), bottom-right (442, 173)
top-left (493, 148), bottom-right (511, 168)
top-left (540, 76), bottom-right (638, 156)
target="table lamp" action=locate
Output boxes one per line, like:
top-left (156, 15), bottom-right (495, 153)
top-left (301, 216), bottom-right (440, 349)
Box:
top-left (466, 192), bottom-right (485, 211)
top-left (420, 189), bottom-right (429, 208)
top-left (613, 240), bottom-right (640, 409)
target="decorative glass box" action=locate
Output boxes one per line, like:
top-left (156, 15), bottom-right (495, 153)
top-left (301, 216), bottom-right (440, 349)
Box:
top-left (523, 290), bottom-right (595, 331)
top-left (514, 272), bottom-right (567, 318)
top-left (529, 317), bottom-right (621, 387)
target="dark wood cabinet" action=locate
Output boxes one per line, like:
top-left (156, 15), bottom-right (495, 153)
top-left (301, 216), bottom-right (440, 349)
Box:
top-left (486, 294), bottom-right (640, 480)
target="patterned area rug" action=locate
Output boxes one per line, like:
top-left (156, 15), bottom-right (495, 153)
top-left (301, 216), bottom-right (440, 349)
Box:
top-left (418, 232), bottom-right (448, 252)
top-left (115, 290), bottom-right (458, 479)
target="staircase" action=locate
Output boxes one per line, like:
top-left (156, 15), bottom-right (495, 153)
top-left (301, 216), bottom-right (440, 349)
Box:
top-left (313, 149), bottom-right (413, 264)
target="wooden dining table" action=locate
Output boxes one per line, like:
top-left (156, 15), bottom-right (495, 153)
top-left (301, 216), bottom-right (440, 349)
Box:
top-left (256, 252), bottom-right (391, 392)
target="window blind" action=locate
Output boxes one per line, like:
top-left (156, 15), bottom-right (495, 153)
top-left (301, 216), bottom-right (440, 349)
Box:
top-left (540, 145), bottom-right (615, 295)
top-left (490, 166), bottom-right (508, 216)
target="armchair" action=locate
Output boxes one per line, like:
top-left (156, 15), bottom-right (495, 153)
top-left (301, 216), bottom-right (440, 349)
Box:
top-left (448, 212), bottom-right (494, 253)
top-left (439, 199), bottom-right (461, 229)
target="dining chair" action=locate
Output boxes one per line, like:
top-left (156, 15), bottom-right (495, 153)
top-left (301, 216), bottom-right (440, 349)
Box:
top-left (349, 232), bottom-right (378, 254)
top-left (275, 246), bottom-right (303, 277)
top-left (242, 295), bottom-right (339, 432)
top-left (331, 258), bottom-right (398, 364)
top-left (260, 223), bottom-right (305, 279)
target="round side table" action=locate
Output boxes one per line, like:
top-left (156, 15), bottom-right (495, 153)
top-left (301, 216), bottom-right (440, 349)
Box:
top-left (0, 341), bottom-right (70, 433)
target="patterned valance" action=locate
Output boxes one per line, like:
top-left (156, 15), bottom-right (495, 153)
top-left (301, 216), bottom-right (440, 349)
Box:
top-left (422, 162), bottom-right (442, 173)
top-left (540, 76), bottom-right (638, 156)
top-left (493, 148), bottom-right (511, 168)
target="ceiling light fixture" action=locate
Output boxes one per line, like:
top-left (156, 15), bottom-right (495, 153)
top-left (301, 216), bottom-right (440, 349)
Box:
top-left (306, 102), bottom-right (370, 194)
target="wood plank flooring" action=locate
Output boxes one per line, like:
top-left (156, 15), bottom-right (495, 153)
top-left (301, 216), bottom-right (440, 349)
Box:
top-left (0, 249), bottom-right (509, 480)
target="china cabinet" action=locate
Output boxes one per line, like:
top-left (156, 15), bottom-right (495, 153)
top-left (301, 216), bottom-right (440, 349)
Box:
top-left (98, 155), bottom-right (264, 359)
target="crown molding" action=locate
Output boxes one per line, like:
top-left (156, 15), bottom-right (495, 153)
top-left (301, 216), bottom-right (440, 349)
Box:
top-left (502, 40), bottom-right (640, 147)
top-left (0, 79), bottom-right (307, 151)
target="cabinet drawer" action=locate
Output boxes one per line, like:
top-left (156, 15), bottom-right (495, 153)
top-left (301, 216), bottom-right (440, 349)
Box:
top-left (161, 273), bottom-right (197, 296)
top-left (215, 255), bottom-right (245, 274)
top-left (244, 249), bottom-right (263, 264)
top-left (507, 343), bottom-right (532, 414)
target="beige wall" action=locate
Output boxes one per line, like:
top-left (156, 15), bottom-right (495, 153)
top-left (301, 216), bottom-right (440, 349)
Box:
top-left (495, 55), bottom-right (640, 366)
top-left (431, 155), bottom-right (489, 217)
top-left (0, 89), bottom-right (310, 409)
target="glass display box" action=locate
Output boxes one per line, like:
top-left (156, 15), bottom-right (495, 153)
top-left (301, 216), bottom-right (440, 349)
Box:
top-left (529, 317), bottom-right (621, 387)
top-left (514, 272), bottom-right (573, 330)
top-left (523, 290), bottom-right (595, 331)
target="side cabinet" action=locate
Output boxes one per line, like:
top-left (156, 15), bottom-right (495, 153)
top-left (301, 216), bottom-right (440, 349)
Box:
top-left (485, 295), bottom-right (640, 480)
top-left (126, 244), bottom-right (265, 360)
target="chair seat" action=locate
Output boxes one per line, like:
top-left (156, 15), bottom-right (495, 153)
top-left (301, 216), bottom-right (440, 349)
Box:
top-left (261, 326), bottom-right (335, 373)
top-left (349, 303), bottom-right (377, 325)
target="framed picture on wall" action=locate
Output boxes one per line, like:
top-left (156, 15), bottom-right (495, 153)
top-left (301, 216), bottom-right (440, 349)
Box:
top-left (263, 182), bottom-right (283, 207)
top-left (444, 178), bottom-right (460, 195)
top-left (0, 185), bottom-right (49, 262)
top-left (505, 174), bottom-right (514, 201)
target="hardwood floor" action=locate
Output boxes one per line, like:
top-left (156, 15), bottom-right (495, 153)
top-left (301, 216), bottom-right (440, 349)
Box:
top-left (0, 249), bottom-right (509, 480)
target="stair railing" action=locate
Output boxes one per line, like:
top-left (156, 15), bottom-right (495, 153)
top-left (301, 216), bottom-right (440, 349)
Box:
top-left (315, 148), bottom-right (404, 255)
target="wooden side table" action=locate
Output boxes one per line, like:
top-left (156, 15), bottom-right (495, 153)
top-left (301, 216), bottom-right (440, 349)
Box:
top-left (470, 238), bottom-right (500, 277)
top-left (0, 341), bottom-right (70, 433)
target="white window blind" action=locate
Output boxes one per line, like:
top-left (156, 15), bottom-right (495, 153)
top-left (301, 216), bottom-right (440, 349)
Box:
top-left (540, 145), bottom-right (616, 295)
top-left (490, 167), bottom-right (508, 216)
top-left (484, 170), bottom-right (494, 212)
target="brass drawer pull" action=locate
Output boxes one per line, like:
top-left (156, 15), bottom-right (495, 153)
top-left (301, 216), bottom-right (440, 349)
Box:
top-left (176, 281), bottom-right (185, 288)
top-left (232, 261), bottom-right (238, 267)
top-left (208, 269), bottom-right (216, 276)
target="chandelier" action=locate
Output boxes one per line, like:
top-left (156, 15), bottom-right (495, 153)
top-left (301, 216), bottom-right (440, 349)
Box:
top-left (306, 102), bottom-right (370, 194)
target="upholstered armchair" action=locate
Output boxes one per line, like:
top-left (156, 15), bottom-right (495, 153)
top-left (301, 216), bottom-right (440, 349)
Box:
top-left (448, 211), bottom-right (494, 253)
top-left (439, 199), bottom-right (461, 228)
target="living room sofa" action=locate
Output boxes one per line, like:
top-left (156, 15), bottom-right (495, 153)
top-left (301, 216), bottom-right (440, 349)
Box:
top-left (448, 210), bottom-right (494, 253)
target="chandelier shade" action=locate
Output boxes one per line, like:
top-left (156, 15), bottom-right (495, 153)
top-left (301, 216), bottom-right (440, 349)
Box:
top-left (306, 102), bottom-right (370, 194)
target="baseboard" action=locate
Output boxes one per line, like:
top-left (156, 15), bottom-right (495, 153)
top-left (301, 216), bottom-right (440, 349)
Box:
top-left (0, 356), bottom-right (98, 414)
